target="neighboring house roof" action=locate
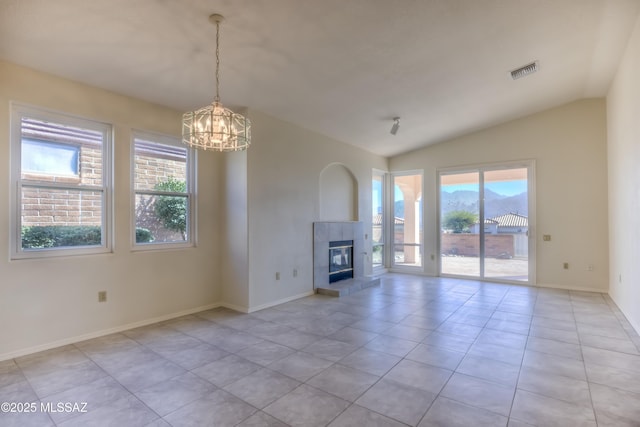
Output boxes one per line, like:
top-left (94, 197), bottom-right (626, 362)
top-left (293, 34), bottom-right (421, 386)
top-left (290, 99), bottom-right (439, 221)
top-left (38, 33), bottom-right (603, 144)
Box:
top-left (478, 219), bottom-right (499, 225)
top-left (490, 213), bottom-right (528, 228)
top-left (474, 213), bottom-right (528, 227)
top-left (373, 214), bottom-right (404, 226)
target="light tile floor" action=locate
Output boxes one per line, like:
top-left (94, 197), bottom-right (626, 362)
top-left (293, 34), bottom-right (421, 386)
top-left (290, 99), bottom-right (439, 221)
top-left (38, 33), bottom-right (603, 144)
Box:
top-left (2, 273), bottom-right (640, 426)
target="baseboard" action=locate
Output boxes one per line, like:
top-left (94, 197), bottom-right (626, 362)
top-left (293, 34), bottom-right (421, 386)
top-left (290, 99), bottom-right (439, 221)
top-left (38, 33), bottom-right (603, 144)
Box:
top-left (607, 293), bottom-right (640, 336)
top-left (535, 282), bottom-right (608, 293)
top-left (389, 271), bottom-right (608, 294)
top-left (218, 301), bottom-right (250, 313)
top-left (0, 302), bottom-right (222, 362)
top-left (246, 290), bottom-right (316, 313)
top-left (388, 267), bottom-right (425, 275)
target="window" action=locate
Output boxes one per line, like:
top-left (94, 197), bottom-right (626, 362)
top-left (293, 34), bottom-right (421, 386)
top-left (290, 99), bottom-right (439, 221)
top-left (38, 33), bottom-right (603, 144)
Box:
top-left (391, 171), bottom-right (423, 268)
top-left (132, 132), bottom-right (195, 248)
top-left (372, 170), bottom-right (385, 269)
top-left (22, 140), bottom-right (79, 176)
top-left (11, 105), bottom-right (112, 258)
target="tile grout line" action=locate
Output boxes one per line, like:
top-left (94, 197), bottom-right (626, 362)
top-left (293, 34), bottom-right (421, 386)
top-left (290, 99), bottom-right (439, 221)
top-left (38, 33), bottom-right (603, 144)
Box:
top-left (573, 292), bottom-right (599, 427)
top-left (503, 284), bottom-right (537, 426)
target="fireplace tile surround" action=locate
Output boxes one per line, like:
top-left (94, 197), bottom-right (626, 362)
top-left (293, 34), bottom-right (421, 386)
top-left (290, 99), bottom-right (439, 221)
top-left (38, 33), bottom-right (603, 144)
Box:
top-left (313, 221), bottom-right (380, 296)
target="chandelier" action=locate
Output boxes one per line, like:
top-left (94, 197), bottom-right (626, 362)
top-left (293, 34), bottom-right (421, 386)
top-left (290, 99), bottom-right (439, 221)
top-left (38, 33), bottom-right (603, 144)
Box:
top-left (182, 14), bottom-right (251, 151)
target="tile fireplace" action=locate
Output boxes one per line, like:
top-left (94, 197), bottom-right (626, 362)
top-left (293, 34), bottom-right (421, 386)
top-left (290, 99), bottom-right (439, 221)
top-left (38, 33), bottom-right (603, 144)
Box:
top-left (313, 221), bottom-right (379, 296)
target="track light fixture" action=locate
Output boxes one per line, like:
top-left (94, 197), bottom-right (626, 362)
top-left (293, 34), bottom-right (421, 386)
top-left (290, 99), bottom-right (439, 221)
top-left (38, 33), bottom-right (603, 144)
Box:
top-left (390, 117), bottom-right (400, 135)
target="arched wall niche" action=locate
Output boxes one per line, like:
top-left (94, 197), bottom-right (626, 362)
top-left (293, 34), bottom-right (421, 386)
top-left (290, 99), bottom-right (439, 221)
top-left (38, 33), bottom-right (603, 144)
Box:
top-left (319, 163), bottom-right (358, 221)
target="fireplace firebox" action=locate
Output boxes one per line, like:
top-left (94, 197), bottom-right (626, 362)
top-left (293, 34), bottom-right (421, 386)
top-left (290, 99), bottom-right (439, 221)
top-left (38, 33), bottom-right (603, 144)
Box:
top-left (329, 240), bottom-right (354, 283)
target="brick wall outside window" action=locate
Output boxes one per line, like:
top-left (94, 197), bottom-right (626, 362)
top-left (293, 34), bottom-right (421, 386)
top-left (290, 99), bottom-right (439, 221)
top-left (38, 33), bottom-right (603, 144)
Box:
top-left (134, 145), bottom-right (188, 243)
top-left (21, 144), bottom-right (186, 228)
top-left (21, 142), bottom-right (103, 226)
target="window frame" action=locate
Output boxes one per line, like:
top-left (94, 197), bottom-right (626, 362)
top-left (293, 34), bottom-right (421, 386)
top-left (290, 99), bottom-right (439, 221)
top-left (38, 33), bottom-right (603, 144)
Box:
top-left (372, 169), bottom-right (387, 271)
top-left (390, 169), bottom-right (424, 271)
top-left (10, 103), bottom-right (113, 259)
top-left (131, 130), bottom-right (196, 250)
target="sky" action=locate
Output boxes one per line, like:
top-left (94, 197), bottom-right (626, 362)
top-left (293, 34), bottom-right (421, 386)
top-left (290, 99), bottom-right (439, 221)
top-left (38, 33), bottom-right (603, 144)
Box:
top-left (372, 181), bottom-right (409, 213)
top-left (373, 179), bottom-right (527, 214)
top-left (443, 180), bottom-right (527, 196)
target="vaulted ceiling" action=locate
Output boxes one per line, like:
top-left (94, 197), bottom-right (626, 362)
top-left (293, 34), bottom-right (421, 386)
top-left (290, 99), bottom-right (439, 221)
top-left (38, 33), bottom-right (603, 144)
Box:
top-left (1, 0), bottom-right (638, 156)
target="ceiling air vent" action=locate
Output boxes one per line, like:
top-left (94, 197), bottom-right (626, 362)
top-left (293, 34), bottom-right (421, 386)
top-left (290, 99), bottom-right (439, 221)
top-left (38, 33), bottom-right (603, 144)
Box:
top-left (510, 61), bottom-right (538, 80)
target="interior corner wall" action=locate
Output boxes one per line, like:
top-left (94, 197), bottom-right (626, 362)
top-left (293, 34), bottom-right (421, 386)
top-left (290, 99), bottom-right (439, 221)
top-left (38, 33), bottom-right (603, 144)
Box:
top-left (245, 110), bottom-right (387, 310)
top-left (390, 99), bottom-right (609, 292)
top-left (606, 14), bottom-right (640, 333)
top-left (220, 150), bottom-right (250, 311)
top-left (0, 61), bottom-right (222, 359)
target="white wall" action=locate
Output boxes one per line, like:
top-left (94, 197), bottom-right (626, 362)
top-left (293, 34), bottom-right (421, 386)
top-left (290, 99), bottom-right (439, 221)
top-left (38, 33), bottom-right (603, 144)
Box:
top-left (390, 99), bottom-right (609, 291)
top-left (246, 110), bottom-right (387, 310)
top-left (607, 15), bottom-right (640, 333)
top-left (0, 61), bottom-right (222, 359)
top-left (220, 150), bottom-right (249, 311)
top-left (319, 164), bottom-right (358, 221)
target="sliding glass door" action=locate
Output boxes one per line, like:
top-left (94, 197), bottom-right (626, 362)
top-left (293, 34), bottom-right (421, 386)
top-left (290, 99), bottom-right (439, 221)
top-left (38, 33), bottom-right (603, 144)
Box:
top-left (439, 162), bottom-right (533, 283)
top-left (440, 171), bottom-right (480, 277)
top-left (483, 168), bottom-right (529, 281)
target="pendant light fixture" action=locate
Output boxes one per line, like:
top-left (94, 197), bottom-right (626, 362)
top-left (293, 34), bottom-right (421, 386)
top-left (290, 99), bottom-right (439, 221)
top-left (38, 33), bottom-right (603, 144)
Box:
top-left (182, 14), bottom-right (251, 151)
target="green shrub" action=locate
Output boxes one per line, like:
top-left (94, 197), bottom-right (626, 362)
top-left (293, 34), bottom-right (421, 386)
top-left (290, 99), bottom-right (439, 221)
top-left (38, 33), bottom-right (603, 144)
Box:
top-left (21, 226), bottom-right (101, 248)
top-left (443, 210), bottom-right (477, 233)
top-left (135, 228), bottom-right (154, 243)
top-left (21, 226), bottom-right (56, 248)
top-left (22, 226), bottom-right (155, 248)
top-left (154, 177), bottom-right (187, 239)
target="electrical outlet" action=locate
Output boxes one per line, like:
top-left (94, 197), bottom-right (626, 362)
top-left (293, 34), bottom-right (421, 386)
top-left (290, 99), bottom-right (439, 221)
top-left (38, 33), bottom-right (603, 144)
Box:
top-left (293, 269), bottom-right (297, 277)
top-left (543, 235), bottom-right (551, 241)
top-left (430, 254), bottom-right (435, 261)
top-left (563, 262), bottom-right (569, 270)
top-left (588, 264), bottom-right (594, 271)
top-left (98, 291), bottom-right (107, 302)
top-left (275, 272), bottom-right (280, 280)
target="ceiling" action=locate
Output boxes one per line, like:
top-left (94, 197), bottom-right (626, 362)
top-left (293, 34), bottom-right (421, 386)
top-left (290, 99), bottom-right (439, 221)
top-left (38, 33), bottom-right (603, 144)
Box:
top-left (1, 0), bottom-right (639, 157)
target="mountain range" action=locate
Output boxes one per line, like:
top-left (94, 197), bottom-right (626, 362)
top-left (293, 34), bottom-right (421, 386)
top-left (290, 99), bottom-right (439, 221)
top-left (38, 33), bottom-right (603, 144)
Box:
top-left (440, 189), bottom-right (528, 219)
top-left (394, 189), bottom-right (527, 220)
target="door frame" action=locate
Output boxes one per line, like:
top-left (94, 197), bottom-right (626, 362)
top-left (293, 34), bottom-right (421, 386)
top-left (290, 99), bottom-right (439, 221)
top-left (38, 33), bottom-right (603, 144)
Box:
top-left (389, 169), bottom-right (424, 273)
top-left (437, 160), bottom-right (536, 285)
top-left (371, 168), bottom-right (388, 273)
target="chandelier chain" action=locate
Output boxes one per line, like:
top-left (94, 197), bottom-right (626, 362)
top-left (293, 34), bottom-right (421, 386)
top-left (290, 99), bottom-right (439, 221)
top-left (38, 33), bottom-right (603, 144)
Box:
top-left (215, 19), bottom-right (220, 103)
